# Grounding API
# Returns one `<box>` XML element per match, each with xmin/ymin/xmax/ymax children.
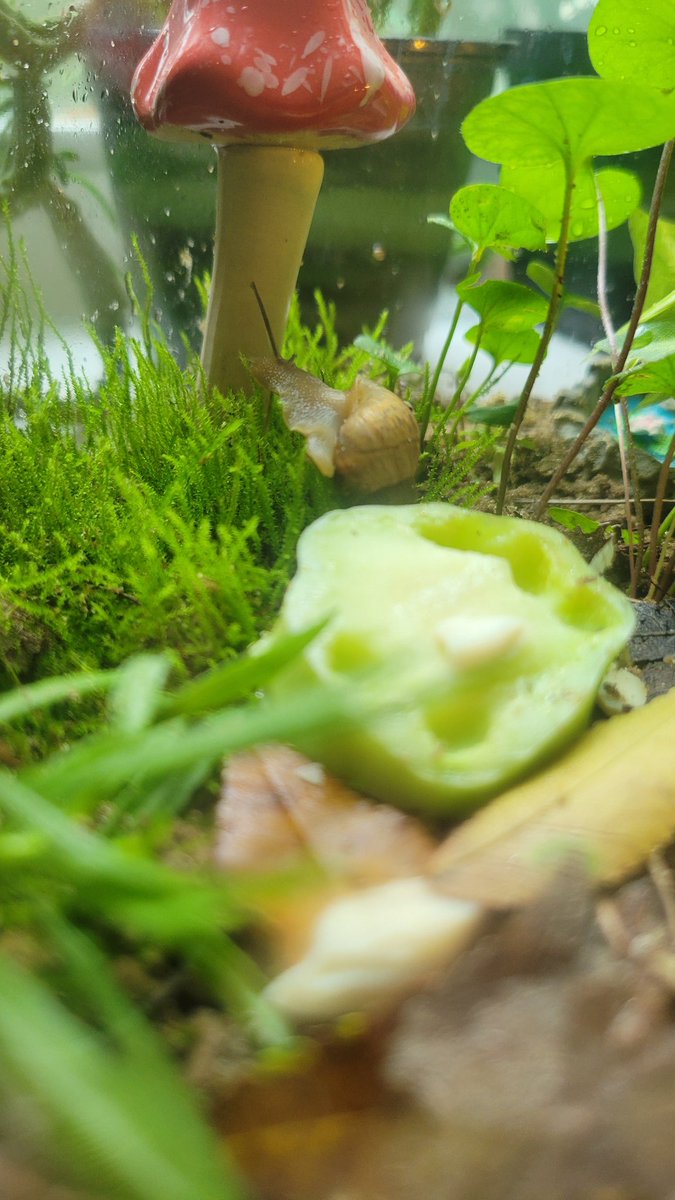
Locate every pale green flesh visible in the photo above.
<box><xmin>264</xmin><ymin>504</ymin><xmax>636</xmax><ymax>813</ymax></box>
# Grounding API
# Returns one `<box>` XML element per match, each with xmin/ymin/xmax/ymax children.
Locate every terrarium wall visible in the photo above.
<box><xmin>0</xmin><ymin>0</ymin><xmax>663</xmax><ymax>373</ymax></box>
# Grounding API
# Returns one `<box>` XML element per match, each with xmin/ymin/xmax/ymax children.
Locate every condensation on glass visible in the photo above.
<box><xmin>0</xmin><ymin>0</ymin><xmax>648</xmax><ymax>383</ymax></box>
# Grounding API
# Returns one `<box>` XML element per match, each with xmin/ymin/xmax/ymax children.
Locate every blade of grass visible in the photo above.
<box><xmin>0</xmin><ymin>668</ymin><xmax>117</xmax><ymax>725</ymax></box>
<box><xmin>0</xmin><ymin>946</ymin><xmax>242</xmax><ymax>1200</ymax></box>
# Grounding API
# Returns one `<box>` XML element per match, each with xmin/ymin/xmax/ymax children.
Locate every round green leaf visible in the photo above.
<box><xmin>589</xmin><ymin>0</ymin><xmax>675</xmax><ymax>89</ymax></box>
<box><xmin>462</xmin><ymin>78</ymin><xmax>675</xmax><ymax>169</ymax></box>
<box><xmin>617</xmin><ymin>354</ymin><xmax>675</xmax><ymax>395</ymax></box>
<box><xmin>464</xmin><ymin>324</ymin><xmax>541</xmax><ymax>366</ymax></box>
<box><xmin>466</xmin><ymin>402</ymin><xmax>519</xmax><ymax>426</ymax></box>
<box><xmin>549</xmin><ymin>507</ymin><xmax>602</xmax><ymax>535</ymax></box>
<box><xmin>625</xmin><ymin>319</ymin><xmax>675</xmax><ymax>365</ymax></box>
<box><xmin>456</xmin><ymin>280</ymin><xmax>548</xmax><ymax>331</ymax></box>
<box><xmin>500</xmin><ymin>161</ymin><xmax>641</xmax><ymax>242</ymax></box>
<box><xmin>449</xmin><ymin>185</ymin><xmax>547</xmax><ymax>257</ymax></box>
<box><xmin>630</xmin><ymin>208</ymin><xmax>675</xmax><ymax>309</ymax></box>
<box><xmin>526</xmin><ymin>261</ymin><xmax>601</xmax><ymax>317</ymax></box>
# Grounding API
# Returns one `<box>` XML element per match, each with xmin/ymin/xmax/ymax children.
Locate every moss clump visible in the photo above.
<box><xmin>0</xmin><ymin>226</ymin><xmax>496</xmax><ymax>760</ymax></box>
<box><xmin>1</xmin><ymin>287</ymin><xmax>378</xmax><ymax>751</ymax></box>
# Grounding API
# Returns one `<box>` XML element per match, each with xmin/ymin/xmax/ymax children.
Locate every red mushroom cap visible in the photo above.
<box><xmin>131</xmin><ymin>0</ymin><xmax>415</xmax><ymax>149</ymax></box>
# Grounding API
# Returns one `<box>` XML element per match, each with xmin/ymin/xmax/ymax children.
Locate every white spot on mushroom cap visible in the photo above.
<box><xmin>238</xmin><ymin>66</ymin><xmax>266</xmax><ymax>97</ymax></box>
<box><xmin>210</xmin><ymin>26</ymin><xmax>230</xmax><ymax>47</ymax></box>
<box><xmin>302</xmin><ymin>31</ymin><xmax>326</xmax><ymax>59</ymax></box>
<box><xmin>345</xmin><ymin>7</ymin><xmax>386</xmax><ymax>101</ymax></box>
<box><xmin>320</xmin><ymin>56</ymin><xmax>333</xmax><ymax>102</ymax></box>
<box><xmin>282</xmin><ymin>67</ymin><xmax>310</xmax><ymax>96</ymax></box>
<box><xmin>254</xmin><ymin>50</ymin><xmax>278</xmax><ymax>69</ymax></box>
<box><xmin>238</xmin><ymin>50</ymin><xmax>281</xmax><ymax>96</ymax></box>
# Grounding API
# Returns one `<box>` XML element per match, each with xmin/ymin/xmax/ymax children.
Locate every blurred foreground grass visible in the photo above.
<box><xmin>0</xmin><ymin>630</ymin><xmax>397</xmax><ymax>1199</ymax></box>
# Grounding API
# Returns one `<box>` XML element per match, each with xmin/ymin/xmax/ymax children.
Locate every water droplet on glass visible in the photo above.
<box><xmin>372</xmin><ymin>243</ymin><xmax>387</xmax><ymax>262</ymax></box>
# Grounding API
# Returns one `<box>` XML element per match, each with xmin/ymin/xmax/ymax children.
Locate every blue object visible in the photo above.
<box><xmin>598</xmin><ymin>398</ymin><xmax>675</xmax><ymax>463</ymax></box>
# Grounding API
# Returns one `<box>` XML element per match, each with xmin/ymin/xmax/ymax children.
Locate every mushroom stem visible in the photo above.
<box><xmin>201</xmin><ymin>144</ymin><xmax>324</xmax><ymax>396</ymax></box>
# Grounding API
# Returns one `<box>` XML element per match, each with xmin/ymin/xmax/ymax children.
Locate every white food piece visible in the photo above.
<box><xmin>434</xmin><ymin>614</ymin><xmax>526</xmax><ymax>670</ymax></box>
<box><xmin>265</xmin><ymin>876</ymin><xmax>483</xmax><ymax>1021</ymax></box>
<box><xmin>293</xmin><ymin>761</ymin><xmax>326</xmax><ymax>786</ymax></box>
<box><xmin>597</xmin><ymin>665</ymin><xmax>647</xmax><ymax>715</ymax></box>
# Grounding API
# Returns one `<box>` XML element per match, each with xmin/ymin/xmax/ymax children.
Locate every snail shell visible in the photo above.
<box><xmin>335</xmin><ymin>376</ymin><xmax>419</xmax><ymax>494</ymax></box>
<box><xmin>249</xmin><ymin>356</ymin><xmax>419</xmax><ymax>494</ymax></box>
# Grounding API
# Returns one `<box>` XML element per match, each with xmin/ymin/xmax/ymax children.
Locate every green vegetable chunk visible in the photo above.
<box><xmin>262</xmin><ymin>505</ymin><xmax>635</xmax><ymax>813</ymax></box>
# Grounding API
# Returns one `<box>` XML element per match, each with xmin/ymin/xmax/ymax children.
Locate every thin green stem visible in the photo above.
<box><xmin>647</xmin><ymin>429</ymin><xmax>675</xmax><ymax>590</ymax></box>
<box><xmin>648</xmin><ymin>523</ymin><xmax>675</xmax><ymax>603</ymax></box>
<box><xmin>535</xmin><ymin>139</ymin><xmax>675</xmax><ymax>521</ymax></box>
<box><xmin>595</xmin><ymin>182</ymin><xmax>619</xmax><ymax>365</ymax></box>
<box><xmin>418</xmin><ymin>293</ymin><xmax>466</xmax><ymax>442</ymax></box>
<box><xmin>463</xmin><ymin>361</ymin><xmax>502</xmax><ymax>409</ymax></box>
<box><xmin>496</xmin><ymin>168</ymin><xmax>576</xmax><ymax>514</ymax></box>
<box><xmin>621</xmin><ymin>397</ymin><xmax>647</xmax><ymax>598</ymax></box>
<box><xmin>613</xmin><ymin>399</ymin><xmax>637</xmax><ymax>589</ymax></box>
<box><xmin>417</xmin><ymin>258</ymin><xmax>475</xmax><ymax>441</ymax></box>
<box><xmin>442</xmin><ymin>333</ymin><xmax>484</xmax><ymax>444</ymax></box>
<box><xmin>597</xmin><ymin>182</ymin><xmax>645</xmax><ymax>595</ymax></box>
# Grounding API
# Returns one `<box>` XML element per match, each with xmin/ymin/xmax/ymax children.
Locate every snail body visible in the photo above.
<box><xmin>249</xmin><ymin>356</ymin><xmax>419</xmax><ymax>494</ymax></box>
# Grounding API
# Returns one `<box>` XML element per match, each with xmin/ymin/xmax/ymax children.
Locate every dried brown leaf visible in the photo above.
<box><xmin>431</xmin><ymin>688</ymin><xmax>675</xmax><ymax>908</ymax></box>
<box><xmin>216</xmin><ymin>746</ymin><xmax>434</xmax><ymax>882</ymax></box>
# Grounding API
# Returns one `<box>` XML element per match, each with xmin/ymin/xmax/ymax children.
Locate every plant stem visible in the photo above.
<box><xmin>465</xmin><ymin>362</ymin><xmax>501</xmax><ymax>408</ymax></box>
<box><xmin>596</xmin><ymin>185</ymin><xmax>641</xmax><ymax>592</ymax></box>
<box><xmin>442</xmin><ymin>334</ymin><xmax>484</xmax><ymax>444</ymax></box>
<box><xmin>621</xmin><ymin>397</ymin><xmax>647</xmax><ymax>598</ymax></box>
<box><xmin>647</xmin><ymin>429</ymin><xmax>675</xmax><ymax>592</ymax></box>
<box><xmin>535</xmin><ymin>139</ymin><xmax>675</xmax><ymax>521</ymax></box>
<box><xmin>495</xmin><ymin>169</ymin><xmax>576</xmax><ymax>514</ymax></box>
<box><xmin>649</xmin><ymin>523</ymin><xmax>675</xmax><ymax>603</ymax></box>
<box><xmin>613</xmin><ymin>399</ymin><xmax>637</xmax><ymax>589</ymax></box>
<box><xmin>595</xmin><ymin>184</ymin><xmax>618</xmax><ymax>365</ymax></box>
<box><xmin>418</xmin><ymin>292</ymin><xmax>466</xmax><ymax>441</ymax></box>
<box><xmin>597</xmin><ymin>182</ymin><xmax>647</xmax><ymax>595</ymax></box>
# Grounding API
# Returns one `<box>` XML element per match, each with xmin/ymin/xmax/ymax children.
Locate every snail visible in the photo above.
<box><xmin>248</xmin><ymin>355</ymin><xmax>421</xmax><ymax>494</ymax></box>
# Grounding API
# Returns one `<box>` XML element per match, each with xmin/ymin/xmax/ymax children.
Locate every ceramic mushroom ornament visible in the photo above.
<box><xmin>131</xmin><ymin>0</ymin><xmax>416</xmax><ymax>396</ymax></box>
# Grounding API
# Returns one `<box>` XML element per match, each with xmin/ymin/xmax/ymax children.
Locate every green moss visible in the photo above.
<box><xmin>0</xmin><ymin>284</ymin><xmax>371</xmax><ymax>749</ymax></box>
<box><xmin>0</xmin><ymin>230</ymin><xmax>495</xmax><ymax>758</ymax></box>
